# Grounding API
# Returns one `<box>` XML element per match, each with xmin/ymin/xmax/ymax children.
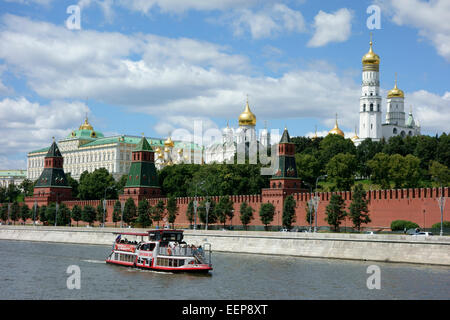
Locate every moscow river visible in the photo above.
<box><xmin>0</xmin><ymin>240</ymin><xmax>449</xmax><ymax>300</ymax></box>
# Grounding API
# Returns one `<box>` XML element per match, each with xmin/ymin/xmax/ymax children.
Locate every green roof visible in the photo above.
<box><xmin>46</xmin><ymin>141</ymin><xmax>62</xmax><ymax>158</ymax></box>
<box><xmin>67</xmin><ymin>129</ymin><xmax>104</xmax><ymax>139</ymax></box>
<box><xmin>134</xmin><ymin>137</ymin><xmax>153</xmax><ymax>152</ymax></box>
<box><xmin>280</xmin><ymin>128</ymin><xmax>291</xmax><ymax>143</ymax></box>
<box><xmin>0</xmin><ymin>170</ymin><xmax>27</xmax><ymax>177</ymax></box>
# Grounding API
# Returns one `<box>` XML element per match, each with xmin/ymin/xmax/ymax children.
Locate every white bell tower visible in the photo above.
<box><xmin>359</xmin><ymin>34</ymin><xmax>382</xmax><ymax>142</ymax></box>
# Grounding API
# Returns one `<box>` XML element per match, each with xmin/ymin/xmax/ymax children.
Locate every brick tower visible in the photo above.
<box><xmin>25</xmin><ymin>139</ymin><xmax>72</xmax><ymax>207</ymax></box>
<box><xmin>119</xmin><ymin>136</ymin><xmax>161</xmax><ymax>202</ymax></box>
<box><xmin>262</xmin><ymin>128</ymin><xmax>305</xmax><ymax>201</ymax></box>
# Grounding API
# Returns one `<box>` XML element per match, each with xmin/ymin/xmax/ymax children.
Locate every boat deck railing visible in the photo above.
<box><xmin>158</xmin><ymin>245</ymin><xmax>211</xmax><ymax>265</ymax></box>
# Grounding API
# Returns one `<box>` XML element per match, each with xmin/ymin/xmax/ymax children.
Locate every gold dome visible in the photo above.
<box><xmin>387</xmin><ymin>75</ymin><xmax>404</xmax><ymax>98</ymax></box>
<box><xmin>79</xmin><ymin>116</ymin><xmax>94</xmax><ymax>131</ymax></box>
<box><xmin>362</xmin><ymin>34</ymin><xmax>380</xmax><ymax>66</ymax></box>
<box><xmin>351</xmin><ymin>126</ymin><xmax>359</xmax><ymax>142</ymax></box>
<box><xmin>328</xmin><ymin>114</ymin><xmax>345</xmax><ymax>137</ymax></box>
<box><xmin>238</xmin><ymin>98</ymin><xmax>256</xmax><ymax>126</ymax></box>
<box><xmin>164</xmin><ymin>136</ymin><xmax>174</xmax><ymax>148</ymax></box>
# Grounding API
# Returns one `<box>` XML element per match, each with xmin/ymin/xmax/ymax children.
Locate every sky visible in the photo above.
<box><xmin>0</xmin><ymin>0</ymin><xmax>449</xmax><ymax>169</ymax></box>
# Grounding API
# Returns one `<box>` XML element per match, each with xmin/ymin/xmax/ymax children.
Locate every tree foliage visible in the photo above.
<box><xmin>348</xmin><ymin>184</ymin><xmax>371</xmax><ymax>231</ymax></box>
<box><xmin>325</xmin><ymin>194</ymin><xmax>347</xmax><ymax>232</ymax></box>
<box><xmin>259</xmin><ymin>202</ymin><xmax>275</xmax><ymax>230</ymax></box>
<box><xmin>282</xmin><ymin>195</ymin><xmax>296</xmax><ymax>230</ymax></box>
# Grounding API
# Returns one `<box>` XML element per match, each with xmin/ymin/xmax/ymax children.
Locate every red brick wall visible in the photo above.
<box><xmin>21</xmin><ymin>187</ymin><xmax>449</xmax><ymax>230</ymax></box>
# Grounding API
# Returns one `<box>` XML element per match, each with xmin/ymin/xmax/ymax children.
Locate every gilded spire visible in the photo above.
<box><xmin>387</xmin><ymin>72</ymin><xmax>404</xmax><ymax>98</ymax></box>
<box><xmin>79</xmin><ymin>114</ymin><xmax>94</xmax><ymax>131</ymax></box>
<box><xmin>362</xmin><ymin>32</ymin><xmax>380</xmax><ymax>67</ymax></box>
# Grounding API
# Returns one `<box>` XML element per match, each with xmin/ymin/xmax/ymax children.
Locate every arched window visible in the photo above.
<box><xmin>370</xmin><ymin>103</ymin><xmax>373</xmax><ymax>111</ymax></box>
<box><xmin>363</xmin><ymin>104</ymin><xmax>366</xmax><ymax>112</ymax></box>
<box><xmin>393</xmin><ymin>128</ymin><xmax>397</xmax><ymax>134</ymax></box>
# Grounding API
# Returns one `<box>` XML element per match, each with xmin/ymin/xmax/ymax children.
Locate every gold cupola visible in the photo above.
<box><xmin>362</xmin><ymin>33</ymin><xmax>380</xmax><ymax>70</ymax></box>
<box><xmin>238</xmin><ymin>97</ymin><xmax>256</xmax><ymax>127</ymax></box>
<box><xmin>164</xmin><ymin>136</ymin><xmax>174</xmax><ymax>148</ymax></box>
<box><xmin>79</xmin><ymin>115</ymin><xmax>94</xmax><ymax>131</ymax></box>
<box><xmin>328</xmin><ymin>114</ymin><xmax>345</xmax><ymax>137</ymax></box>
<box><xmin>387</xmin><ymin>74</ymin><xmax>404</xmax><ymax>98</ymax></box>
<box><xmin>351</xmin><ymin>126</ymin><xmax>359</xmax><ymax>143</ymax></box>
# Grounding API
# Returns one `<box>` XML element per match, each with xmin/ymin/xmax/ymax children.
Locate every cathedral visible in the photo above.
<box><xmin>204</xmin><ymin>98</ymin><xmax>271</xmax><ymax>164</ymax></box>
<box><xmin>353</xmin><ymin>35</ymin><xmax>421</xmax><ymax>146</ymax></box>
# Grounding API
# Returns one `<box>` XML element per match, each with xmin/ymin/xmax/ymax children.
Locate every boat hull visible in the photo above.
<box><xmin>106</xmin><ymin>259</ymin><xmax>212</xmax><ymax>273</ymax></box>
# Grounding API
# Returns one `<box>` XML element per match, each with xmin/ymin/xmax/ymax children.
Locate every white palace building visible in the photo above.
<box><xmin>27</xmin><ymin>117</ymin><xmax>202</xmax><ymax>181</ymax></box>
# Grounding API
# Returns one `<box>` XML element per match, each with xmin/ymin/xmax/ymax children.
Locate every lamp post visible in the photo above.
<box><xmin>33</xmin><ymin>201</ymin><xmax>37</xmax><ymax>226</ymax></box>
<box><xmin>120</xmin><ymin>201</ymin><xmax>125</xmax><ymax>228</ymax></box>
<box><xmin>314</xmin><ymin>175</ymin><xmax>327</xmax><ymax>233</ymax></box>
<box><xmin>438</xmin><ymin>186</ymin><xmax>445</xmax><ymax>236</ymax></box>
<box><xmin>193</xmin><ymin>180</ymin><xmax>205</xmax><ymax>230</ymax></box>
<box><xmin>205</xmin><ymin>201</ymin><xmax>211</xmax><ymax>230</ymax></box>
<box><xmin>304</xmin><ymin>182</ymin><xmax>313</xmax><ymax>232</ymax></box>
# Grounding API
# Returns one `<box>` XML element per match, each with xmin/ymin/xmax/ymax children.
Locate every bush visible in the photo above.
<box><xmin>391</xmin><ymin>220</ymin><xmax>419</xmax><ymax>231</ymax></box>
<box><xmin>431</xmin><ymin>221</ymin><xmax>450</xmax><ymax>229</ymax></box>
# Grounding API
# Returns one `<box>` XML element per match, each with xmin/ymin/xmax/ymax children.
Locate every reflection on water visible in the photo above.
<box><xmin>0</xmin><ymin>240</ymin><xmax>448</xmax><ymax>300</ymax></box>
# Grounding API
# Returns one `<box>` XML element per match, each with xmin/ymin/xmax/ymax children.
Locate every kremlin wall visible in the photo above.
<box><xmin>24</xmin><ymin>129</ymin><xmax>449</xmax><ymax>231</ymax></box>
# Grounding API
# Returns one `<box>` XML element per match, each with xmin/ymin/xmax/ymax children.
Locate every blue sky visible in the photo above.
<box><xmin>0</xmin><ymin>0</ymin><xmax>449</xmax><ymax>169</ymax></box>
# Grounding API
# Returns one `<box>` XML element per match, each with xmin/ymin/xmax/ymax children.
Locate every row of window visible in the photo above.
<box><xmin>114</xmin><ymin>253</ymin><xmax>135</xmax><ymax>263</ymax></box>
<box><xmin>362</xmin><ymin>103</ymin><xmax>380</xmax><ymax>112</ymax></box>
<box><xmin>157</xmin><ymin>258</ymin><xmax>185</xmax><ymax>267</ymax></box>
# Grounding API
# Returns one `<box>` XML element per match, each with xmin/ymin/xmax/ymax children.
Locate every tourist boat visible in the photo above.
<box><xmin>105</xmin><ymin>229</ymin><xmax>213</xmax><ymax>273</ymax></box>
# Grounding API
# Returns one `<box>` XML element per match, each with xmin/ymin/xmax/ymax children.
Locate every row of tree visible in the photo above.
<box><xmin>294</xmin><ymin>134</ymin><xmax>450</xmax><ymax>191</ymax></box>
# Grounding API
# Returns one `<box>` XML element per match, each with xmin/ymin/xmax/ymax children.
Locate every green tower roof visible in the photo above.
<box><xmin>46</xmin><ymin>141</ymin><xmax>62</xmax><ymax>158</ymax></box>
<box><xmin>280</xmin><ymin>128</ymin><xmax>291</xmax><ymax>143</ymax></box>
<box><xmin>134</xmin><ymin>137</ymin><xmax>154</xmax><ymax>152</ymax></box>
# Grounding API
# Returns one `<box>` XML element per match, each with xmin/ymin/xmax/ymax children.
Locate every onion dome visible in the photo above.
<box><xmin>387</xmin><ymin>75</ymin><xmax>404</xmax><ymax>99</ymax></box>
<box><xmin>351</xmin><ymin>126</ymin><xmax>359</xmax><ymax>143</ymax></box>
<box><xmin>164</xmin><ymin>136</ymin><xmax>174</xmax><ymax>148</ymax></box>
<box><xmin>79</xmin><ymin>116</ymin><xmax>94</xmax><ymax>131</ymax></box>
<box><xmin>328</xmin><ymin>114</ymin><xmax>345</xmax><ymax>137</ymax></box>
<box><xmin>238</xmin><ymin>98</ymin><xmax>256</xmax><ymax>126</ymax></box>
<box><xmin>362</xmin><ymin>34</ymin><xmax>380</xmax><ymax>71</ymax></box>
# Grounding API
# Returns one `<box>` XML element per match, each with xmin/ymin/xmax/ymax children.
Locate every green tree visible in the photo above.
<box><xmin>356</xmin><ymin>138</ymin><xmax>383</xmax><ymax>178</ymax></box>
<box><xmin>20</xmin><ymin>204</ymin><xmax>30</xmax><ymax>224</ymax></box>
<box><xmin>137</xmin><ymin>200</ymin><xmax>152</xmax><ymax>227</ymax></box>
<box><xmin>66</xmin><ymin>174</ymin><xmax>80</xmax><ymax>199</ymax></box>
<box><xmin>39</xmin><ymin>205</ymin><xmax>48</xmax><ymax>224</ymax></box>
<box><xmin>282</xmin><ymin>195</ymin><xmax>296</xmax><ymax>230</ymax></box>
<box><xmin>0</xmin><ymin>205</ymin><xmax>8</xmax><ymax>222</ymax></box>
<box><xmin>198</xmin><ymin>198</ymin><xmax>217</xmax><ymax>226</ymax></box>
<box><xmin>71</xmin><ymin>205</ymin><xmax>82</xmax><ymax>227</ymax></box>
<box><xmin>19</xmin><ymin>179</ymin><xmax>34</xmax><ymax>197</ymax></box>
<box><xmin>123</xmin><ymin>198</ymin><xmax>137</xmax><ymax>226</ymax></box>
<box><xmin>57</xmin><ymin>203</ymin><xmax>71</xmax><ymax>226</ymax></box>
<box><xmin>437</xmin><ymin>133</ymin><xmax>450</xmax><ymax>167</ymax></box>
<box><xmin>326</xmin><ymin>153</ymin><xmax>357</xmax><ymax>191</ymax></box>
<box><xmin>166</xmin><ymin>195</ymin><xmax>179</xmax><ymax>228</ymax></box>
<box><xmin>348</xmin><ymin>184</ymin><xmax>371</xmax><ymax>232</ymax></box>
<box><xmin>81</xmin><ymin>205</ymin><xmax>96</xmax><ymax>226</ymax></box>
<box><xmin>429</xmin><ymin>161</ymin><xmax>450</xmax><ymax>186</ymax></box>
<box><xmin>325</xmin><ymin>194</ymin><xmax>347</xmax><ymax>232</ymax></box>
<box><xmin>259</xmin><ymin>202</ymin><xmax>275</xmax><ymax>231</ymax></box>
<box><xmin>45</xmin><ymin>203</ymin><xmax>57</xmax><ymax>226</ymax></box>
<box><xmin>10</xmin><ymin>201</ymin><xmax>20</xmax><ymax>225</ymax></box>
<box><xmin>239</xmin><ymin>202</ymin><xmax>254</xmax><ymax>230</ymax></box>
<box><xmin>112</xmin><ymin>200</ymin><xmax>122</xmax><ymax>227</ymax></box>
<box><xmin>367</xmin><ymin>152</ymin><xmax>391</xmax><ymax>189</ymax></box>
<box><xmin>152</xmin><ymin>200</ymin><xmax>165</xmax><ymax>227</ymax></box>
<box><xmin>6</xmin><ymin>184</ymin><xmax>20</xmax><ymax>203</ymax></box>
<box><xmin>216</xmin><ymin>196</ymin><xmax>234</xmax><ymax>228</ymax></box>
<box><xmin>319</xmin><ymin>134</ymin><xmax>356</xmax><ymax>167</ymax></box>
<box><xmin>96</xmin><ymin>201</ymin><xmax>105</xmax><ymax>225</ymax></box>
<box><xmin>295</xmin><ymin>153</ymin><xmax>321</xmax><ymax>186</ymax></box>
<box><xmin>116</xmin><ymin>174</ymin><xmax>128</xmax><ymax>195</ymax></box>
<box><xmin>78</xmin><ymin>168</ymin><xmax>117</xmax><ymax>200</ymax></box>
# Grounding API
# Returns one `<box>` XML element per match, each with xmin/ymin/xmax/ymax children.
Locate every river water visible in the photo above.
<box><xmin>0</xmin><ymin>240</ymin><xmax>448</xmax><ymax>300</ymax></box>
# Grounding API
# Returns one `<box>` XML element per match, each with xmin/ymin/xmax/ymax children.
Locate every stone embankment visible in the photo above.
<box><xmin>0</xmin><ymin>226</ymin><xmax>449</xmax><ymax>266</ymax></box>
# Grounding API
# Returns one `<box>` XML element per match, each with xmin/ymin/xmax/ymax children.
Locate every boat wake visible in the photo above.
<box><xmin>82</xmin><ymin>259</ymin><xmax>106</xmax><ymax>264</ymax></box>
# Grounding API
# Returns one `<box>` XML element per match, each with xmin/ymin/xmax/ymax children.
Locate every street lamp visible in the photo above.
<box><xmin>303</xmin><ymin>182</ymin><xmax>313</xmax><ymax>232</ymax></box>
<box><xmin>314</xmin><ymin>175</ymin><xmax>327</xmax><ymax>233</ymax></box>
<box><xmin>205</xmin><ymin>201</ymin><xmax>211</xmax><ymax>230</ymax></box>
<box><xmin>193</xmin><ymin>180</ymin><xmax>205</xmax><ymax>230</ymax></box>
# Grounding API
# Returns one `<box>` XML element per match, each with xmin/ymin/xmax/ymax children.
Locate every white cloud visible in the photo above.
<box><xmin>228</xmin><ymin>3</ymin><xmax>306</xmax><ymax>39</ymax></box>
<box><xmin>0</xmin><ymin>13</ymin><xmax>448</xmax><ymax>170</ymax></box>
<box><xmin>307</xmin><ymin>8</ymin><xmax>353</xmax><ymax>47</ymax></box>
<box><xmin>377</xmin><ymin>0</ymin><xmax>450</xmax><ymax>61</ymax></box>
<box><xmin>0</xmin><ymin>97</ymin><xmax>89</xmax><ymax>159</ymax></box>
